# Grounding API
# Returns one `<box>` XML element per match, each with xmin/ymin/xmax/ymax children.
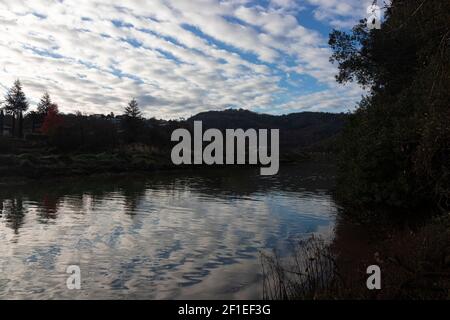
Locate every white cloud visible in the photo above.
<box><xmin>306</xmin><ymin>0</ymin><xmax>390</xmax><ymax>29</ymax></box>
<box><xmin>0</xmin><ymin>0</ymin><xmax>365</xmax><ymax>119</ymax></box>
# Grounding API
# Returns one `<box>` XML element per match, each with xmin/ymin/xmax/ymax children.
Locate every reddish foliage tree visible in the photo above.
<box><xmin>40</xmin><ymin>104</ymin><xmax>63</xmax><ymax>135</ymax></box>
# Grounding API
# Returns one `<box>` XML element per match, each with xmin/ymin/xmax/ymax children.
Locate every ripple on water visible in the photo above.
<box><xmin>0</xmin><ymin>165</ymin><xmax>337</xmax><ymax>299</ymax></box>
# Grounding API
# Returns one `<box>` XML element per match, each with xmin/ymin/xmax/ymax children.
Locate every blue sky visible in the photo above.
<box><xmin>0</xmin><ymin>0</ymin><xmax>376</xmax><ymax>119</ymax></box>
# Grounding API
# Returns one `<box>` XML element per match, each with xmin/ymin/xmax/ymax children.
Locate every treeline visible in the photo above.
<box><xmin>0</xmin><ymin>80</ymin><xmax>178</xmax><ymax>153</ymax></box>
<box><xmin>330</xmin><ymin>0</ymin><xmax>449</xmax><ymax>210</ymax></box>
<box><xmin>1</xmin><ymin>81</ymin><xmax>348</xmax><ymax>156</ymax></box>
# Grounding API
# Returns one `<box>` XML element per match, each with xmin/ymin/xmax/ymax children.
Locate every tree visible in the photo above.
<box><xmin>40</xmin><ymin>104</ymin><xmax>63</xmax><ymax>136</ymax></box>
<box><xmin>4</xmin><ymin>80</ymin><xmax>29</xmax><ymax>115</ymax></box>
<box><xmin>330</xmin><ymin>0</ymin><xmax>450</xmax><ymax>210</ymax></box>
<box><xmin>4</xmin><ymin>80</ymin><xmax>29</xmax><ymax>137</ymax></box>
<box><xmin>37</xmin><ymin>92</ymin><xmax>52</xmax><ymax>115</ymax></box>
<box><xmin>0</xmin><ymin>109</ymin><xmax>4</xmax><ymax>136</ymax></box>
<box><xmin>18</xmin><ymin>111</ymin><xmax>23</xmax><ymax>138</ymax></box>
<box><xmin>124</xmin><ymin>98</ymin><xmax>142</xmax><ymax>118</ymax></box>
<box><xmin>27</xmin><ymin>111</ymin><xmax>39</xmax><ymax>133</ymax></box>
<box><xmin>122</xmin><ymin>98</ymin><xmax>143</xmax><ymax>143</ymax></box>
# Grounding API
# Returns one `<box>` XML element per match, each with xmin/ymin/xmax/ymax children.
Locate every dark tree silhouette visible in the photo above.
<box><xmin>124</xmin><ymin>98</ymin><xmax>142</xmax><ymax>118</ymax></box>
<box><xmin>37</xmin><ymin>92</ymin><xmax>53</xmax><ymax>115</ymax></box>
<box><xmin>330</xmin><ymin>0</ymin><xmax>450</xmax><ymax>209</ymax></box>
<box><xmin>0</xmin><ymin>109</ymin><xmax>4</xmax><ymax>136</ymax></box>
<box><xmin>4</xmin><ymin>80</ymin><xmax>29</xmax><ymax>137</ymax></box>
<box><xmin>27</xmin><ymin>111</ymin><xmax>40</xmax><ymax>133</ymax></box>
<box><xmin>18</xmin><ymin>111</ymin><xmax>23</xmax><ymax>138</ymax></box>
<box><xmin>123</xmin><ymin>98</ymin><xmax>143</xmax><ymax>143</ymax></box>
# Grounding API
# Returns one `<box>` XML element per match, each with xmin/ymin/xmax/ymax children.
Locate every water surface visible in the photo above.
<box><xmin>0</xmin><ymin>164</ymin><xmax>337</xmax><ymax>299</ymax></box>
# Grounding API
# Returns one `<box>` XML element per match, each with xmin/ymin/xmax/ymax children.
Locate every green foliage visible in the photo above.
<box><xmin>332</xmin><ymin>0</ymin><xmax>450</xmax><ymax>209</ymax></box>
<box><xmin>3</xmin><ymin>80</ymin><xmax>29</xmax><ymax>115</ymax></box>
<box><xmin>2</xmin><ymin>80</ymin><xmax>29</xmax><ymax>138</ymax></box>
<box><xmin>37</xmin><ymin>92</ymin><xmax>52</xmax><ymax>115</ymax></box>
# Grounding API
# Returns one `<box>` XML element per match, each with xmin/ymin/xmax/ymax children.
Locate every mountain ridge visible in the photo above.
<box><xmin>187</xmin><ymin>108</ymin><xmax>348</xmax><ymax>152</ymax></box>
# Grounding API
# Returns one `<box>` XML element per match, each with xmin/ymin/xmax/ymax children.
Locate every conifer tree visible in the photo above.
<box><xmin>37</xmin><ymin>92</ymin><xmax>52</xmax><ymax>115</ymax></box>
<box><xmin>4</xmin><ymin>80</ymin><xmax>29</xmax><ymax>137</ymax></box>
<box><xmin>124</xmin><ymin>98</ymin><xmax>142</xmax><ymax>119</ymax></box>
<box><xmin>123</xmin><ymin>98</ymin><xmax>143</xmax><ymax>143</ymax></box>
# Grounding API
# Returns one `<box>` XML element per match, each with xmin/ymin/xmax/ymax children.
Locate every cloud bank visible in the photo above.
<box><xmin>0</xmin><ymin>0</ymin><xmax>373</xmax><ymax>119</ymax></box>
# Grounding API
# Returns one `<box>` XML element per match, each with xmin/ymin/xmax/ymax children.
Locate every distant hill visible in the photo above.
<box><xmin>188</xmin><ymin>109</ymin><xmax>348</xmax><ymax>153</ymax></box>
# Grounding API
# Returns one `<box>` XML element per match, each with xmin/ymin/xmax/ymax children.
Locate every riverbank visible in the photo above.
<box><xmin>0</xmin><ymin>144</ymin><xmax>332</xmax><ymax>182</ymax></box>
<box><xmin>262</xmin><ymin>211</ymin><xmax>450</xmax><ymax>300</ymax></box>
<box><xmin>0</xmin><ymin>150</ymin><xmax>172</xmax><ymax>179</ymax></box>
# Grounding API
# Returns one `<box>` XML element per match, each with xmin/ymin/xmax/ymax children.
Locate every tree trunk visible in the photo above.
<box><xmin>11</xmin><ymin>114</ymin><xmax>16</xmax><ymax>137</ymax></box>
<box><xmin>0</xmin><ymin>110</ymin><xmax>4</xmax><ymax>137</ymax></box>
<box><xmin>31</xmin><ymin>113</ymin><xmax>35</xmax><ymax>133</ymax></box>
<box><xmin>18</xmin><ymin>111</ymin><xmax>23</xmax><ymax>139</ymax></box>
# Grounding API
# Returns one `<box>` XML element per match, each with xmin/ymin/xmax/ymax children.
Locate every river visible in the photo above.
<box><xmin>0</xmin><ymin>163</ymin><xmax>338</xmax><ymax>299</ymax></box>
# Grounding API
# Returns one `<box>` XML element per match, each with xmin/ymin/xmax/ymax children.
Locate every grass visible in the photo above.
<box><xmin>261</xmin><ymin>215</ymin><xmax>450</xmax><ymax>300</ymax></box>
<box><xmin>0</xmin><ymin>148</ymin><xmax>173</xmax><ymax>179</ymax></box>
<box><xmin>261</xmin><ymin>236</ymin><xmax>338</xmax><ymax>300</ymax></box>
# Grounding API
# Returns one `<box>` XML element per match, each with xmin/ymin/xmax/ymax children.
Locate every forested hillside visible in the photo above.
<box><xmin>190</xmin><ymin>109</ymin><xmax>348</xmax><ymax>152</ymax></box>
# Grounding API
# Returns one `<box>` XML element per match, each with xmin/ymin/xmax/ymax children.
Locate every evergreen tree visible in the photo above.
<box><xmin>124</xmin><ymin>98</ymin><xmax>142</xmax><ymax>119</ymax></box>
<box><xmin>37</xmin><ymin>92</ymin><xmax>52</xmax><ymax>115</ymax></box>
<box><xmin>4</xmin><ymin>80</ymin><xmax>29</xmax><ymax>137</ymax></box>
<box><xmin>4</xmin><ymin>80</ymin><xmax>29</xmax><ymax>115</ymax></box>
<box><xmin>123</xmin><ymin>98</ymin><xmax>143</xmax><ymax>143</ymax></box>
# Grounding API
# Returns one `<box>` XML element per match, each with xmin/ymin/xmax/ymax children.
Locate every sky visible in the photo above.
<box><xmin>0</xmin><ymin>0</ymin><xmax>377</xmax><ymax>119</ymax></box>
